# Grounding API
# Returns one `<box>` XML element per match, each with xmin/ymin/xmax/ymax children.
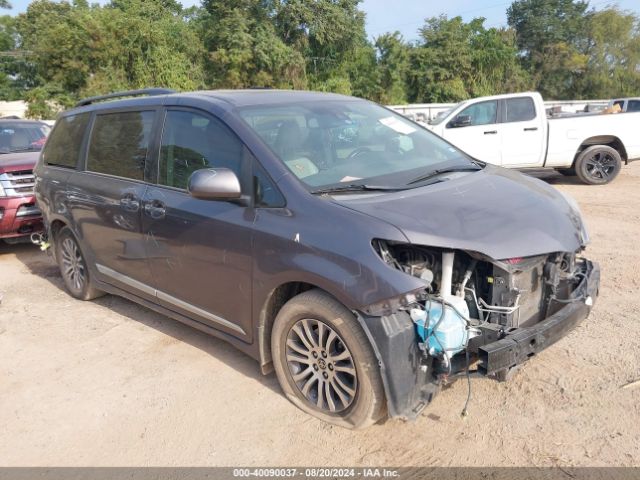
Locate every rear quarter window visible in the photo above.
<box><xmin>505</xmin><ymin>97</ymin><xmax>536</xmax><ymax>122</ymax></box>
<box><xmin>86</xmin><ymin>111</ymin><xmax>155</xmax><ymax>180</ymax></box>
<box><xmin>42</xmin><ymin>113</ymin><xmax>90</xmax><ymax>168</ymax></box>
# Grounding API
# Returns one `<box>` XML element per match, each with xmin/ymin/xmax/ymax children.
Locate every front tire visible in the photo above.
<box><xmin>575</xmin><ymin>145</ymin><xmax>622</xmax><ymax>185</ymax></box>
<box><xmin>55</xmin><ymin>227</ymin><xmax>104</xmax><ymax>301</ymax></box>
<box><xmin>271</xmin><ymin>289</ymin><xmax>386</xmax><ymax>429</ymax></box>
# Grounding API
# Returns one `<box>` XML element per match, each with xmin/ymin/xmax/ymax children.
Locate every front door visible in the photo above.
<box><xmin>142</xmin><ymin>108</ymin><xmax>255</xmax><ymax>341</ymax></box>
<box><xmin>441</xmin><ymin>99</ymin><xmax>502</xmax><ymax>165</ymax></box>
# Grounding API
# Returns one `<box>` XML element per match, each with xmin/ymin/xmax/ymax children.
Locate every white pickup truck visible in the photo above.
<box><xmin>425</xmin><ymin>92</ymin><xmax>640</xmax><ymax>184</ymax></box>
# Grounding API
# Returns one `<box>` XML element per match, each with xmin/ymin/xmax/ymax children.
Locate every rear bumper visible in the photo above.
<box><xmin>478</xmin><ymin>259</ymin><xmax>600</xmax><ymax>376</ymax></box>
<box><xmin>0</xmin><ymin>195</ymin><xmax>43</xmax><ymax>239</ymax></box>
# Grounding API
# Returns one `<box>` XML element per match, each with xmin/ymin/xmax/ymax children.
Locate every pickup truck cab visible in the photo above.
<box><xmin>426</xmin><ymin>92</ymin><xmax>640</xmax><ymax>185</ymax></box>
<box><xmin>609</xmin><ymin>98</ymin><xmax>640</xmax><ymax>113</ymax></box>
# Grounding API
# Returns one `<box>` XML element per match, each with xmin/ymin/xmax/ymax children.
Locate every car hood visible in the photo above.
<box><xmin>0</xmin><ymin>151</ymin><xmax>39</xmax><ymax>173</ymax></box>
<box><xmin>331</xmin><ymin>166</ymin><xmax>587</xmax><ymax>260</ymax></box>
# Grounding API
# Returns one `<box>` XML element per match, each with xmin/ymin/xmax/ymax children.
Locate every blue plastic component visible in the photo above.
<box><xmin>412</xmin><ymin>301</ymin><xmax>468</xmax><ymax>357</ymax></box>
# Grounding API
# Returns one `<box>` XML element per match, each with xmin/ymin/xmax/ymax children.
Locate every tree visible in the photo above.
<box><xmin>198</xmin><ymin>0</ymin><xmax>305</xmax><ymax>89</ymax></box>
<box><xmin>15</xmin><ymin>0</ymin><xmax>205</xmax><ymax>115</ymax></box>
<box><xmin>574</xmin><ymin>8</ymin><xmax>640</xmax><ymax>98</ymax></box>
<box><xmin>273</xmin><ymin>0</ymin><xmax>372</xmax><ymax>93</ymax></box>
<box><xmin>0</xmin><ymin>15</ymin><xmax>23</xmax><ymax>100</ymax></box>
<box><xmin>374</xmin><ymin>32</ymin><xmax>410</xmax><ymax>104</ymax></box>
<box><xmin>407</xmin><ymin>16</ymin><xmax>530</xmax><ymax>103</ymax></box>
<box><xmin>507</xmin><ymin>0</ymin><xmax>590</xmax><ymax>98</ymax></box>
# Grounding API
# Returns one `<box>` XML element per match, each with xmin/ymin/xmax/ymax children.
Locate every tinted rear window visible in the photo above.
<box><xmin>505</xmin><ymin>97</ymin><xmax>536</xmax><ymax>122</ymax></box>
<box><xmin>87</xmin><ymin>111</ymin><xmax>154</xmax><ymax>180</ymax></box>
<box><xmin>626</xmin><ymin>100</ymin><xmax>640</xmax><ymax>112</ymax></box>
<box><xmin>43</xmin><ymin>114</ymin><xmax>89</xmax><ymax>168</ymax></box>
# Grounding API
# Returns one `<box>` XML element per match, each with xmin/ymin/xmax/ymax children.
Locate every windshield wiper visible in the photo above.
<box><xmin>311</xmin><ymin>184</ymin><xmax>404</xmax><ymax>195</ymax></box>
<box><xmin>407</xmin><ymin>165</ymin><xmax>481</xmax><ymax>185</ymax></box>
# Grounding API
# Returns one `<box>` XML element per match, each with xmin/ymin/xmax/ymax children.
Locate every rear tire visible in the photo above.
<box><xmin>55</xmin><ymin>227</ymin><xmax>104</xmax><ymax>301</ymax></box>
<box><xmin>575</xmin><ymin>145</ymin><xmax>622</xmax><ymax>185</ymax></box>
<box><xmin>271</xmin><ymin>289</ymin><xmax>386</xmax><ymax>429</ymax></box>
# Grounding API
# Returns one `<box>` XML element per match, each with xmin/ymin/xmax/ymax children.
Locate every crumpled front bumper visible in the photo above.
<box><xmin>358</xmin><ymin>259</ymin><xmax>600</xmax><ymax>421</ymax></box>
<box><xmin>478</xmin><ymin>259</ymin><xmax>600</xmax><ymax>376</ymax></box>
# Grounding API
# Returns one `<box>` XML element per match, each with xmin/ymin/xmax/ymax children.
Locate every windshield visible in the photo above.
<box><xmin>239</xmin><ymin>100</ymin><xmax>476</xmax><ymax>190</ymax></box>
<box><xmin>0</xmin><ymin>122</ymin><xmax>51</xmax><ymax>153</ymax></box>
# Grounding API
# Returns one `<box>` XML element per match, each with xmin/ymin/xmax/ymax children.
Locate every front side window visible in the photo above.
<box><xmin>159</xmin><ymin>110</ymin><xmax>244</xmax><ymax>190</ymax></box>
<box><xmin>505</xmin><ymin>97</ymin><xmax>536</xmax><ymax>123</ymax></box>
<box><xmin>87</xmin><ymin>111</ymin><xmax>155</xmax><ymax>180</ymax></box>
<box><xmin>239</xmin><ymin>100</ymin><xmax>477</xmax><ymax>190</ymax></box>
<box><xmin>456</xmin><ymin>101</ymin><xmax>498</xmax><ymax>126</ymax></box>
<box><xmin>43</xmin><ymin>114</ymin><xmax>88</xmax><ymax>168</ymax></box>
<box><xmin>254</xmin><ymin>162</ymin><xmax>285</xmax><ymax>208</ymax></box>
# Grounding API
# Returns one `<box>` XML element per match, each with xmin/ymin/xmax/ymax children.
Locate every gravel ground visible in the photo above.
<box><xmin>1</xmin><ymin>164</ymin><xmax>639</xmax><ymax>467</ymax></box>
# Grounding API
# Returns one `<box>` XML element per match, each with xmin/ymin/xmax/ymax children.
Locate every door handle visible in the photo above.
<box><xmin>120</xmin><ymin>195</ymin><xmax>140</xmax><ymax>212</ymax></box>
<box><xmin>144</xmin><ymin>200</ymin><xmax>166</xmax><ymax>220</ymax></box>
<box><xmin>524</xmin><ymin>127</ymin><xmax>539</xmax><ymax>131</ymax></box>
<box><xmin>484</xmin><ymin>130</ymin><xmax>498</xmax><ymax>135</ymax></box>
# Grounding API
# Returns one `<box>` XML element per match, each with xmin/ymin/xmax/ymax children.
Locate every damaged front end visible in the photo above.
<box><xmin>358</xmin><ymin>240</ymin><xmax>600</xmax><ymax>420</ymax></box>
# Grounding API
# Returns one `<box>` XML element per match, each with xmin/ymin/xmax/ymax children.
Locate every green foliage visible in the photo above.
<box><xmin>0</xmin><ymin>15</ymin><xmax>20</xmax><ymax>100</ymax></box>
<box><xmin>374</xmin><ymin>32</ymin><xmax>409</xmax><ymax>104</ymax></box>
<box><xmin>15</xmin><ymin>0</ymin><xmax>204</xmax><ymax>117</ymax></box>
<box><xmin>507</xmin><ymin>0</ymin><xmax>590</xmax><ymax>98</ymax></box>
<box><xmin>574</xmin><ymin>8</ymin><xmax>640</xmax><ymax>98</ymax></box>
<box><xmin>407</xmin><ymin>16</ymin><xmax>531</xmax><ymax>103</ymax></box>
<box><xmin>198</xmin><ymin>0</ymin><xmax>305</xmax><ymax>89</ymax></box>
<box><xmin>24</xmin><ymin>86</ymin><xmax>57</xmax><ymax>119</ymax></box>
<box><xmin>1</xmin><ymin>0</ymin><xmax>639</xmax><ymax>117</ymax></box>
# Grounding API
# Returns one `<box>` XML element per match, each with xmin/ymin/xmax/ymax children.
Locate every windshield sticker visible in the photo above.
<box><xmin>379</xmin><ymin>116</ymin><xmax>416</xmax><ymax>135</ymax></box>
<box><xmin>340</xmin><ymin>176</ymin><xmax>363</xmax><ymax>183</ymax></box>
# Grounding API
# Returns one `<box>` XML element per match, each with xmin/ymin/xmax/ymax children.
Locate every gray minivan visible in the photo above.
<box><xmin>35</xmin><ymin>89</ymin><xmax>599</xmax><ymax>429</ymax></box>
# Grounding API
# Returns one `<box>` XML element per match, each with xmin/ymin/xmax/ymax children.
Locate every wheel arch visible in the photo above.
<box><xmin>49</xmin><ymin>218</ymin><xmax>68</xmax><ymax>238</ymax></box>
<box><xmin>575</xmin><ymin>135</ymin><xmax>628</xmax><ymax>165</ymax></box>
<box><xmin>257</xmin><ymin>281</ymin><xmax>370</xmax><ymax>375</ymax></box>
<box><xmin>47</xmin><ymin>218</ymin><xmax>70</xmax><ymax>261</ymax></box>
<box><xmin>258</xmin><ymin>282</ymin><xmax>329</xmax><ymax>374</ymax></box>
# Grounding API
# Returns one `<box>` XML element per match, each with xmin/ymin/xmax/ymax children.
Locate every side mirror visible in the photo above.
<box><xmin>450</xmin><ymin>114</ymin><xmax>472</xmax><ymax>128</ymax></box>
<box><xmin>188</xmin><ymin>168</ymin><xmax>241</xmax><ymax>200</ymax></box>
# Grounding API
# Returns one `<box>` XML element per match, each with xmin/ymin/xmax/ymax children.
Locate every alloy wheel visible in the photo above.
<box><xmin>285</xmin><ymin>319</ymin><xmax>358</xmax><ymax>413</ymax></box>
<box><xmin>584</xmin><ymin>151</ymin><xmax>616</xmax><ymax>181</ymax></box>
<box><xmin>60</xmin><ymin>237</ymin><xmax>86</xmax><ymax>292</ymax></box>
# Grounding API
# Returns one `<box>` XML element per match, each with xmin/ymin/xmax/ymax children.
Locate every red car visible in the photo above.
<box><xmin>0</xmin><ymin>120</ymin><xmax>50</xmax><ymax>243</ymax></box>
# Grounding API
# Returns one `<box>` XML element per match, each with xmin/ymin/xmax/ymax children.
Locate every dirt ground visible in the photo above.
<box><xmin>1</xmin><ymin>164</ymin><xmax>639</xmax><ymax>468</ymax></box>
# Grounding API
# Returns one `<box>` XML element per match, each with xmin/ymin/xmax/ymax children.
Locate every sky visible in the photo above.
<box><xmin>5</xmin><ymin>0</ymin><xmax>640</xmax><ymax>42</ymax></box>
<box><xmin>362</xmin><ymin>0</ymin><xmax>640</xmax><ymax>40</ymax></box>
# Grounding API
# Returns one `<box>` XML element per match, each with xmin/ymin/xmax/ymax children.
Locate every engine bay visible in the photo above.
<box><xmin>372</xmin><ymin>239</ymin><xmax>592</xmax><ymax>379</ymax></box>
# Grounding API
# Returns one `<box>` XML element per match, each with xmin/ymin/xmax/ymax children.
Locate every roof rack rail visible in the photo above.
<box><xmin>75</xmin><ymin>88</ymin><xmax>176</xmax><ymax>108</ymax></box>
